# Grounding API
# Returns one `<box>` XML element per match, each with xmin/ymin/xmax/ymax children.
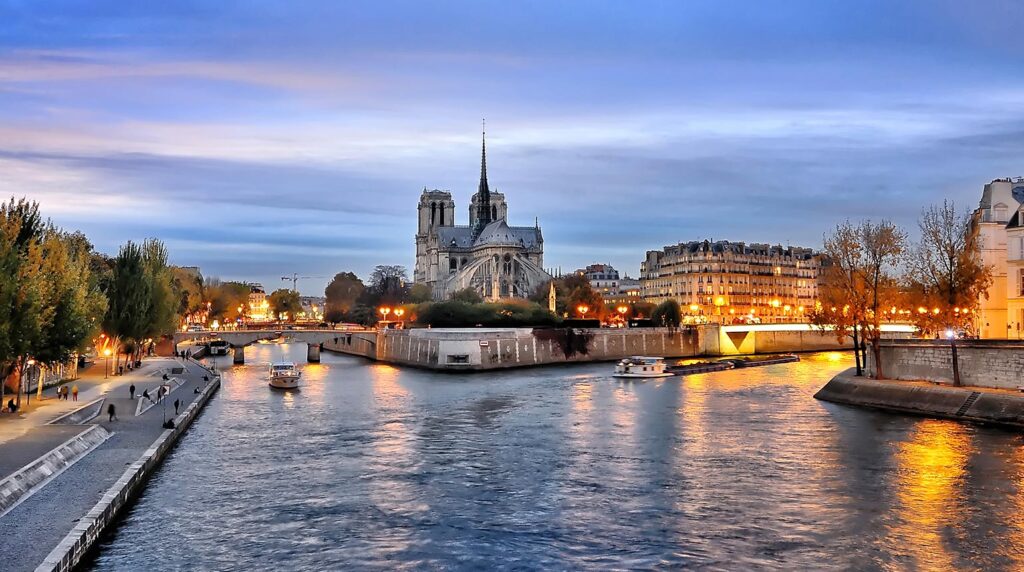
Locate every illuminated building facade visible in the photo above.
<box><xmin>641</xmin><ymin>240</ymin><xmax>821</xmax><ymax>323</ymax></box>
<box><xmin>973</xmin><ymin>178</ymin><xmax>1020</xmax><ymax>338</ymax></box>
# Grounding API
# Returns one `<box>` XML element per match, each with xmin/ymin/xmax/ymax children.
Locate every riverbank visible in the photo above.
<box><xmin>814</xmin><ymin>368</ymin><xmax>1024</xmax><ymax>428</ymax></box>
<box><xmin>0</xmin><ymin>357</ymin><xmax>220</xmax><ymax>572</ymax></box>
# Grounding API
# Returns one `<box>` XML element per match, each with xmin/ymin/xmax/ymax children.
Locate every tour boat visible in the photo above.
<box><xmin>613</xmin><ymin>356</ymin><xmax>673</xmax><ymax>378</ymax></box>
<box><xmin>209</xmin><ymin>340</ymin><xmax>230</xmax><ymax>356</ymax></box>
<box><xmin>268</xmin><ymin>362</ymin><xmax>302</xmax><ymax>389</ymax></box>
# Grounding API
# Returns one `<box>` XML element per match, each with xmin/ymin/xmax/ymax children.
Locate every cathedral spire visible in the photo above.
<box><xmin>474</xmin><ymin>119</ymin><xmax>493</xmax><ymax>236</ymax></box>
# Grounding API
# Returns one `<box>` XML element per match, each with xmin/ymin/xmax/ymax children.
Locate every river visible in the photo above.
<box><xmin>84</xmin><ymin>345</ymin><xmax>1024</xmax><ymax>570</ymax></box>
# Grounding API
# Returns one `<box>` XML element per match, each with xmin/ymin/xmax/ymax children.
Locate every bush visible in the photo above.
<box><xmin>651</xmin><ymin>300</ymin><xmax>682</xmax><ymax>327</ymax></box>
<box><xmin>416</xmin><ymin>300</ymin><xmax>561</xmax><ymax>328</ymax></box>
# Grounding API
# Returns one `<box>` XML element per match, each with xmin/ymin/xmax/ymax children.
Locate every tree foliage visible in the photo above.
<box><xmin>365</xmin><ymin>265</ymin><xmax>409</xmax><ymax>306</ymax></box>
<box><xmin>450</xmin><ymin>287</ymin><xmax>483</xmax><ymax>304</ymax></box>
<box><xmin>415</xmin><ymin>299</ymin><xmax>560</xmax><ymax>328</ymax></box>
<box><xmin>651</xmin><ymin>299</ymin><xmax>682</xmax><ymax>328</ymax></box>
<box><xmin>531</xmin><ymin>274</ymin><xmax>605</xmax><ymax>320</ymax></box>
<box><xmin>811</xmin><ymin>219</ymin><xmax>907</xmax><ymax>378</ymax></box>
<box><xmin>906</xmin><ymin>201</ymin><xmax>991</xmax><ymax>336</ymax></box>
<box><xmin>268</xmin><ymin>288</ymin><xmax>302</xmax><ymax>319</ymax></box>
<box><xmin>324</xmin><ymin>271</ymin><xmax>365</xmax><ymax>314</ymax></box>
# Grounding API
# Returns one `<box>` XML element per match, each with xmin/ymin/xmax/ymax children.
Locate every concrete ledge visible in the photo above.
<box><xmin>48</xmin><ymin>398</ymin><xmax>105</xmax><ymax>426</ymax></box>
<box><xmin>0</xmin><ymin>425</ymin><xmax>112</xmax><ymax>518</ymax></box>
<box><xmin>34</xmin><ymin>375</ymin><xmax>221</xmax><ymax>572</ymax></box>
<box><xmin>815</xmin><ymin>369</ymin><xmax>1024</xmax><ymax>428</ymax></box>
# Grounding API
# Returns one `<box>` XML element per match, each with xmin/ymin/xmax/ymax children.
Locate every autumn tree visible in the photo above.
<box><xmin>364</xmin><ymin>265</ymin><xmax>409</xmax><ymax>306</ymax></box>
<box><xmin>906</xmin><ymin>201</ymin><xmax>992</xmax><ymax>385</ymax></box>
<box><xmin>811</xmin><ymin>219</ymin><xmax>906</xmax><ymax>378</ymax></box>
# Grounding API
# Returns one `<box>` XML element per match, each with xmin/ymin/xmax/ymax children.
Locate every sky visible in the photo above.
<box><xmin>4</xmin><ymin>1</ymin><xmax>1024</xmax><ymax>295</ymax></box>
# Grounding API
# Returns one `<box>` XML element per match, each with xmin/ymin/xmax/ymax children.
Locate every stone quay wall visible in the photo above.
<box><xmin>35</xmin><ymin>372</ymin><xmax>222</xmax><ymax>572</ymax></box>
<box><xmin>325</xmin><ymin>327</ymin><xmax>705</xmax><ymax>371</ymax></box>
<box><xmin>867</xmin><ymin>339</ymin><xmax>1024</xmax><ymax>390</ymax></box>
<box><xmin>815</xmin><ymin>369</ymin><xmax>1024</xmax><ymax>428</ymax></box>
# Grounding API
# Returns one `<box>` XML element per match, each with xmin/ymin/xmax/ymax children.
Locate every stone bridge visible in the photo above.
<box><xmin>173</xmin><ymin>329</ymin><xmax>368</xmax><ymax>363</ymax></box>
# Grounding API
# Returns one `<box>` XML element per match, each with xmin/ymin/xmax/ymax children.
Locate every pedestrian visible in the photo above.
<box><xmin>129</xmin><ymin>383</ymin><xmax>136</xmax><ymax>399</ymax></box>
<box><xmin>174</xmin><ymin>398</ymin><xmax>180</xmax><ymax>415</ymax></box>
<box><xmin>107</xmin><ymin>402</ymin><xmax>117</xmax><ymax>422</ymax></box>
<box><xmin>142</xmin><ymin>388</ymin><xmax>152</xmax><ymax>403</ymax></box>
<box><xmin>71</xmin><ymin>384</ymin><xmax>79</xmax><ymax>401</ymax></box>
<box><xmin>7</xmin><ymin>398</ymin><xmax>16</xmax><ymax>412</ymax></box>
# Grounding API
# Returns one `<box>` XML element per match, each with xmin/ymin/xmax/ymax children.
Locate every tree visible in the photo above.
<box><xmin>451</xmin><ymin>287</ymin><xmax>483</xmax><ymax>304</ymax></box>
<box><xmin>407</xmin><ymin>283</ymin><xmax>433</xmax><ymax>303</ymax></box>
<box><xmin>35</xmin><ymin>230</ymin><xmax>107</xmax><ymax>368</ymax></box>
<box><xmin>325</xmin><ymin>272</ymin><xmax>365</xmax><ymax>314</ymax></box>
<box><xmin>171</xmin><ymin>266</ymin><xmax>205</xmax><ymax>321</ymax></box>
<box><xmin>531</xmin><ymin>274</ymin><xmax>605</xmax><ymax>320</ymax></box>
<box><xmin>268</xmin><ymin>288</ymin><xmax>302</xmax><ymax>320</ymax></box>
<box><xmin>0</xmin><ymin>199</ymin><xmax>49</xmax><ymax>406</ymax></box>
<box><xmin>907</xmin><ymin>201</ymin><xmax>992</xmax><ymax>385</ymax></box>
<box><xmin>103</xmin><ymin>241</ymin><xmax>151</xmax><ymax>371</ymax></box>
<box><xmin>141</xmin><ymin>239</ymin><xmax>178</xmax><ymax>343</ymax></box>
<box><xmin>205</xmin><ymin>280</ymin><xmax>251</xmax><ymax>322</ymax></box>
<box><xmin>651</xmin><ymin>300</ymin><xmax>682</xmax><ymax>328</ymax></box>
<box><xmin>907</xmin><ymin>201</ymin><xmax>991</xmax><ymax>336</ymax></box>
<box><xmin>811</xmin><ymin>220</ymin><xmax>906</xmax><ymax>378</ymax></box>
<box><xmin>365</xmin><ymin>265</ymin><xmax>409</xmax><ymax>306</ymax></box>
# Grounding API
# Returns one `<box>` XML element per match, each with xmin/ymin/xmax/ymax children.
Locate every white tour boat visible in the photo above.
<box><xmin>268</xmin><ymin>362</ymin><xmax>302</xmax><ymax>389</ymax></box>
<box><xmin>613</xmin><ymin>356</ymin><xmax>674</xmax><ymax>378</ymax></box>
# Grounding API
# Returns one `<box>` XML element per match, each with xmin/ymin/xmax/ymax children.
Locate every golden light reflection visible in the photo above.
<box><xmin>891</xmin><ymin>420</ymin><xmax>971</xmax><ymax>570</ymax></box>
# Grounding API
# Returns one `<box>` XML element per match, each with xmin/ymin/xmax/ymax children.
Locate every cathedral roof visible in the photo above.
<box><xmin>434</xmin><ymin>221</ymin><xmax>542</xmax><ymax>250</ymax></box>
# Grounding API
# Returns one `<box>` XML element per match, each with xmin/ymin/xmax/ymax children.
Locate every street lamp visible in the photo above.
<box><xmin>378</xmin><ymin>306</ymin><xmax>391</xmax><ymax>328</ymax></box>
<box><xmin>576</xmin><ymin>304</ymin><xmax>589</xmax><ymax>319</ymax></box>
<box><xmin>103</xmin><ymin>348</ymin><xmax>112</xmax><ymax>379</ymax></box>
<box><xmin>26</xmin><ymin>359</ymin><xmax>35</xmax><ymax>405</ymax></box>
<box><xmin>393</xmin><ymin>307</ymin><xmax>405</xmax><ymax>327</ymax></box>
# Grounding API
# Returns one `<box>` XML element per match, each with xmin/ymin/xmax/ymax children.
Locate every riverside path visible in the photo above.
<box><xmin>0</xmin><ymin>357</ymin><xmax>216</xmax><ymax>572</ymax></box>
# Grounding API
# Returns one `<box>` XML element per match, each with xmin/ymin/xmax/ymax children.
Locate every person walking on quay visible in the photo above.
<box><xmin>174</xmin><ymin>398</ymin><xmax>180</xmax><ymax>415</ymax></box>
<box><xmin>129</xmin><ymin>383</ymin><xmax>136</xmax><ymax>399</ymax></box>
<box><xmin>142</xmin><ymin>389</ymin><xmax>152</xmax><ymax>403</ymax></box>
<box><xmin>71</xmin><ymin>384</ymin><xmax>79</xmax><ymax>401</ymax></box>
<box><xmin>107</xmin><ymin>402</ymin><xmax>117</xmax><ymax>422</ymax></box>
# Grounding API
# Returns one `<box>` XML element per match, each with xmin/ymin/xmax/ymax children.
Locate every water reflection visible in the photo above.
<box><xmin>890</xmin><ymin>420</ymin><xmax>971</xmax><ymax>570</ymax></box>
<box><xmin>86</xmin><ymin>350</ymin><xmax>1024</xmax><ymax>571</ymax></box>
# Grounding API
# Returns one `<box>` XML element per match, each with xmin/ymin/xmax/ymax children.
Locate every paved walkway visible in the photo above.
<box><xmin>0</xmin><ymin>358</ymin><xmax>215</xmax><ymax>572</ymax></box>
<box><xmin>0</xmin><ymin>358</ymin><xmax>197</xmax><ymax>481</ymax></box>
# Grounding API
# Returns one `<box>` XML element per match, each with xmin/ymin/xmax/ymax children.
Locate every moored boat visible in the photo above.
<box><xmin>613</xmin><ymin>356</ymin><xmax>674</xmax><ymax>378</ymax></box>
<box><xmin>268</xmin><ymin>362</ymin><xmax>301</xmax><ymax>389</ymax></box>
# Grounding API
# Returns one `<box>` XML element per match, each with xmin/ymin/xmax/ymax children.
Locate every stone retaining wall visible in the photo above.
<box><xmin>35</xmin><ymin>375</ymin><xmax>221</xmax><ymax>572</ymax></box>
<box><xmin>815</xmin><ymin>369</ymin><xmax>1024</xmax><ymax>428</ymax></box>
<box><xmin>868</xmin><ymin>339</ymin><xmax>1024</xmax><ymax>389</ymax></box>
<box><xmin>0</xmin><ymin>425</ymin><xmax>111</xmax><ymax>517</ymax></box>
<box><xmin>325</xmin><ymin>327</ymin><xmax>704</xmax><ymax>370</ymax></box>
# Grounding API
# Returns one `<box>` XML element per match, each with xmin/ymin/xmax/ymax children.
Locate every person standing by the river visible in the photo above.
<box><xmin>129</xmin><ymin>383</ymin><xmax>136</xmax><ymax>399</ymax></box>
<box><xmin>174</xmin><ymin>398</ymin><xmax>180</xmax><ymax>415</ymax></box>
<box><xmin>71</xmin><ymin>384</ymin><xmax>78</xmax><ymax>401</ymax></box>
<box><xmin>107</xmin><ymin>403</ymin><xmax>117</xmax><ymax>422</ymax></box>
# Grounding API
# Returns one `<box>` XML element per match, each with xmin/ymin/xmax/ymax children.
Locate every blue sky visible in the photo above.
<box><xmin>4</xmin><ymin>1</ymin><xmax>1024</xmax><ymax>295</ymax></box>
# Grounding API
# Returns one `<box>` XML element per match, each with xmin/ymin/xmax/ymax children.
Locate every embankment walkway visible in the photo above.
<box><xmin>0</xmin><ymin>357</ymin><xmax>218</xmax><ymax>572</ymax></box>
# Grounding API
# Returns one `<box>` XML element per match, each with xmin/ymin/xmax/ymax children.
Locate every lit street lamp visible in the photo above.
<box><xmin>379</xmin><ymin>306</ymin><xmax>391</xmax><ymax>328</ymax></box>
<box><xmin>103</xmin><ymin>348</ymin><xmax>112</xmax><ymax>379</ymax></box>
<box><xmin>393</xmin><ymin>307</ymin><xmax>405</xmax><ymax>327</ymax></box>
<box><xmin>576</xmin><ymin>304</ymin><xmax>590</xmax><ymax>319</ymax></box>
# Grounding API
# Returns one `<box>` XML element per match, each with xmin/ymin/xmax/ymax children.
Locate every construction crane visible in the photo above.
<box><xmin>281</xmin><ymin>273</ymin><xmax>324</xmax><ymax>293</ymax></box>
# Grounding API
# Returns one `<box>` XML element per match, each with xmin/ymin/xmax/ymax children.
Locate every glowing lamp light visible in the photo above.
<box><xmin>103</xmin><ymin>348</ymin><xmax>112</xmax><ymax>357</ymax></box>
<box><xmin>393</xmin><ymin>308</ymin><xmax>405</xmax><ymax>319</ymax></box>
<box><xmin>945</xmin><ymin>329</ymin><xmax>955</xmax><ymax>340</ymax></box>
<box><xmin>689</xmin><ymin>304</ymin><xmax>699</xmax><ymax>312</ymax></box>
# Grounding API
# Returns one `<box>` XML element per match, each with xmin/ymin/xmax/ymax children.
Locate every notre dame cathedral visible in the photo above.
<box><xmin>413</xmin><ymin>129</ymin><xmax>551</xmax><ymax>301</ymax></box>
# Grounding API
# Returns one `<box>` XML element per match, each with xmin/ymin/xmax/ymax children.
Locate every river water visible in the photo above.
<box><xmin>85</xmin><ymin>345</ymin><xmax>1024</xmax><ymax>571</ymax></box>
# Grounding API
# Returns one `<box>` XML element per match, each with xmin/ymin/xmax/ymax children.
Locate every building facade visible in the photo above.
<box><xmin>576</xmin><ymin>263</ymin><xmax>642</xmax><ymax>304</ymax></box>
<box><xmin>973</xmin><ymin>178</ymin><xmax>1020</xmax><ymax>338</ymax></box>
<box><xmin>414</xmin><ymin>131</ymin><xmax>550</xmax><ymax>301</ymax></box>
<box><xmin>641</xmin><ymin>240</ymin><xmax>821</xmax><ymax>323</ymax></box>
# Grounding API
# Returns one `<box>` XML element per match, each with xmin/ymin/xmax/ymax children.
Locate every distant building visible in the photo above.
<box><xmin>641</xmin><ymin>240</ymin><xmax>821</xmax><ymax>323</ymax></box>
<box><xmin>299</xmin><ymin>296</ymin><xmax>326</xmax><ymax>322</ymax></box>
<box><xmin>974</xmin><ymin>178</ymin><xmax>1021</xmax><ymax>338</ymax></box>
<box><xmin>248</xmin><ymin>284</ymin><xmax>270</xmax><ymax>321</ymax></box>
<box><xmin>413</xmin><ymin>129</ymin><xmax>550</xmax><ymax>300</ymax></box>
<box><xmin>576</xmin><ymin>264</ymin><xmax>643</xmax><ymax>304</ymax></box>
